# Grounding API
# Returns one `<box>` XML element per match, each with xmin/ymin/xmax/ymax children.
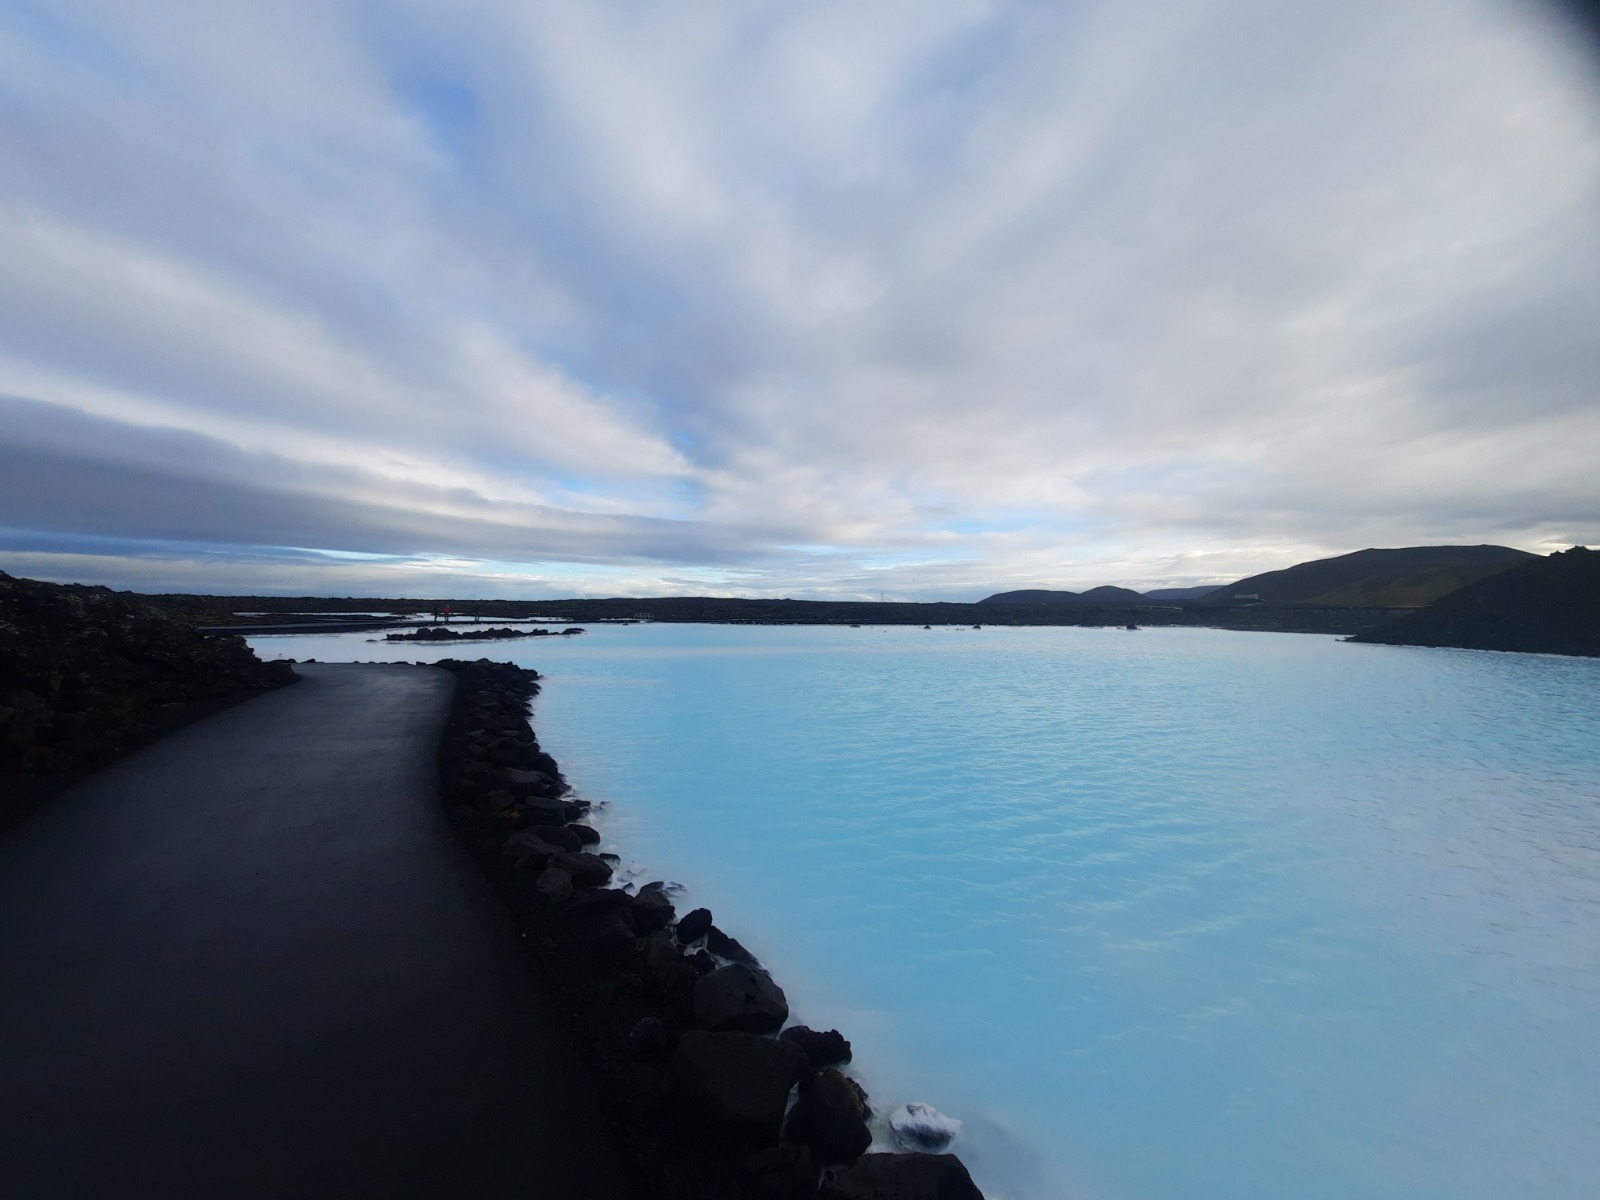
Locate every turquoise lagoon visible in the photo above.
<box><xmin>250</xmin><ymin>623</ymin><xmax>1600</xmax><ymax>1200</ymax></box>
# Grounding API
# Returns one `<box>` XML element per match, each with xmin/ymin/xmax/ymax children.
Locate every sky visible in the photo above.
<box><xmin>1</xmin><ymin>0</ymin><xmax>1598</xmax><ymax>601</ymax></box>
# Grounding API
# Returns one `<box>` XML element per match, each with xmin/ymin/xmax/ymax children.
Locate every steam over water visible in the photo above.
<box><xmin>253</xmin><ymin>624</ymin><xmax>1600</xmax><ymax>1199</ymax></box>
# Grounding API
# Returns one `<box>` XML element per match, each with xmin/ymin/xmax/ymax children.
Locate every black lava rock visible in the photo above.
<box><xmin>675</xmin><ymin>907</ymin><xmax>713</xmax><ymax>944</ymax></box>
<box><xmin>779</xmin><ymin>1026</ymin><xmax>853</xmax><ymax>1070</ymax></box>
<box><xmin>783</xmin><ymin>1068</ymin><xmax>872</xmax><ymax>1164</ymax></box>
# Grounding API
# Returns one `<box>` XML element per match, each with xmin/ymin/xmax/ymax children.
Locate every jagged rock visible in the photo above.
<box><xmin>706</xmin><ymin>925</ymin><xmax>760</xmax><ymax>966</ymax></box>
<box><xmin>535</xmin><ymin>867</ymin><xmax>573</xmax><ymax>902</ymax></box>
<box><xmin>783</xmin><ymin>1067</ymin><xmax>872</xmax><ymax>1163</ymax></box>
<box><xmin>693</xmin><ymin>963</ymin><xmax>789</xmax><ymax>1034</ymax></box>
<box><xmin>779</xmin><ymin>1026</ymin><xmax>853</xmax><ymax>1069</ymax></box>
<box><xmin>745</xmin><ymin>1144</ymin><xmax>823</xmax><ymax>1199</ymax></box>
<box><xmin>675</xmin><ymin>907</ymin><xmax>714</xmax><ymax>944</ymax></box>
<box><xmin>502</xmin><ymin>830</ymin><xmax>566</xmax><ymax>865</ymax></box>
<box><xmin>474</xmin><ymin>788</ymin><xmax>517</xmax><ymax>814</ymax></box>
<box><xmin>632</xmin><ymin>886</ymin><xmax>676</xmax><ymax>934</ymax></box>
<box><xmin>549</xmin><ymin>851</ymin><xmax>612</xmax><ymax>887</ymax></box>
<box><xmin>0</xmin><ymin>572</ymin><xmax>294</xmax><ymax>775</ymax></box>
<box><xmin>487</xmin><ymin>736</ymin><xmax>533</xmax><ymax>767</ymax></box>
<box><xmin>685</xmin><ymin>948</ymin><xmax>717</xmax><ymax>976</ymax></box>
<box><xmin>565</xmin><ymin>887</ymin><xmax>635</xmax><ymax>922</ymax></box>
<box><xmin>822</xmin><ymin>1153</ymin><xmax>984</xmax><ymax>1200</ymax></box>
<box><xmin>528</xmin><ymin>823</ymin><xmax>582</xmax><ymax>852</ymax></box>
<box><xmin>671</xmin><ymin>1030</ymin><xmax>808</xmax><ymax>1143</ymax></box>
<box><xmin>641</xmin><ymin>931</ymin><xmax>681</xmax><ymax>976</ymax></box>
<box><xmin>498</xmin><ymin>767</ymin><xmax>561</xmax><ymax>797</ymax></box>
<box><xmin>887</xmin><ymin>1103</ymin><xmax>962</xmax><ymax>1152</ymax></box>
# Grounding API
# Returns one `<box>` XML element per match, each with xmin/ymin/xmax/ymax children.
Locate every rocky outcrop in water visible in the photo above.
<box><xmin>385</xmin><ymin>624</ymin><xmax>585</xmax><ymax>642</ymax></box>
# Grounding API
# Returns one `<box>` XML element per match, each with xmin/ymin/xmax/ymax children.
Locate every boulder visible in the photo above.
<box><xmin>675</xmin><ymin>907</ymin><xmax>714</xmax><ymax>944</ymax></box>
<box><xmin>569</xmin><ymin>823</ymin><xmax>601</xmax><ymax>846</ymax></box>
<box><xmin>475</xmin><ymin>787</ymin><xmax>518</xmax><ymax>814</ymax></box>
<box><xmin>632</xmin><ymin>886</ymin><xmax>676</xmax><ymax>934</ymax></box>
<box><xmin>565</xmin><ymin>887</ymin><xmax>636</xmax><ymax>922</ymax></box>
<box><xmin>536</xmin><ymin>867</ymin><xmax>573</xmax><ymax>902</ymax></box>
<box><xmin>671</xmin><ymin>1030</ymin><xmax>807</xmax><ymax>1144</ymax></box>
<box><xmin>693</xmin><ymin>963</ymin><xmax>789</xmax><ymax>1034</ymax></box>
<box><xmin>641</xmin><ymin>931</ymin><xmax>682</xmax><ymax>977</ymax></box>
<box><xmin>487</xmin><ymin>736</ymin><xmax>532</xmax><ymax>767</ymax></box>
<box><xmin>549</xmin><ymin>851</ymin><xmax>613</xmax><ymax>887</ymax></box>
<box><xmin>706</xmin><ymin>925</ymin><xmax>760</xmax><ymax>966</ymax></box>
<box><xmin>779</xmin><ymin>1026</ymin><xmax>853</xmax><ymax>1070</ymax></box>
<box><xmin>529</xmin><ymin>823</ymin><xmax>582</xmax><ymax>852</ymax></box>
<box><xmin>822</xmin><ymin>1153</ymin><xmax>984</xmax><ymax>1200</ymax></box>
<box><xmin>499</xmin><ymin>767</ymin><xmax>560</xmax><ymax>797</ymax></box>
<box><xmin>745</xmin><ymin>1144</ymin><xmax>822</xmax><ymax>1199</ymax></box>
<box><xmin>782</xmin><ymin>1068</ymin><xmax>872</xmax><ymax>1163</ymax></box>
<box><xmin>502</xmin><ymin>830</ymin><xmax>566</xmax><ymax>865</ymax></box>
<box><xmin>887</xmin><ymin>1103</ymin><xmax>962</xmax><ymax>1152</ymax></box>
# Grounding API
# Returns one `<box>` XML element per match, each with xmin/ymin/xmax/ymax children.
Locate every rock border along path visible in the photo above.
<box><xmin>438</xmin><ymin>658</ymin><xmax>984</xmax><ymax>1200</ymax></box>
<box><xmin>0</xmin><ymin>663</ymin><xmax>632</xmax><ymax>1200</ymax></box>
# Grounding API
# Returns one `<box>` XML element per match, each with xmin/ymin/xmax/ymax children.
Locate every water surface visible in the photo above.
<box><xmin>252</xmin><ymin>624</ymin><xmax>1600</xmax><ymax>1200</ymax></box>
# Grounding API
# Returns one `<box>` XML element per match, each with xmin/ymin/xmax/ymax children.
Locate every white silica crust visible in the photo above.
<box><xmin>889</xmin><ymin>1102</ymin><xmax>963</xmax><ymax>1152</ymax></box>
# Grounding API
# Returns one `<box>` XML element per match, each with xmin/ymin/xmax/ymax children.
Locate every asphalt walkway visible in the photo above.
<box><xmin>0</xmin><ymin>663</ymin><xmax>630</xmax><ymax>1199</ymax></box>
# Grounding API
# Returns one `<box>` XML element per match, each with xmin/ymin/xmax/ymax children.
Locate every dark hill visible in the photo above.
<box><xmin>1143</xmin><ymin>586</ymin><xmax>1222</xmax><ymax>601</ymax></box>
<box><xmin>1349</xmin><ymin>546</ymin><xmax>1600</xmax><ymax>656</ymax></box>
<box><xmin>1194</xmin><ymin>545</ymin><xmax>1533</xmax><ymax>608</ymax></box>
<box><xmin>979</xmin><ymin>585</ymin><xmax>1148</xmax><ymax>606</ymax></box>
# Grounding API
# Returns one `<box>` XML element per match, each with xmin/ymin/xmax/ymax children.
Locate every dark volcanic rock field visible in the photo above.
<box><xmin>0</xmin><ymin>572</ymin><xmax>294</xmax><ymax>831</ymax></box>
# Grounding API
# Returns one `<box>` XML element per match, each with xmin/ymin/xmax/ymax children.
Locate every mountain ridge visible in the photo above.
<box><xmin>978</xmin><ymin>544</ymin><xmax>1533</xmax><ymax>609</ymax></box>
<box><xmin>1350</xmin><ymin>547</ymin><xmax>1598</xmax><ymax>656</ymax></box>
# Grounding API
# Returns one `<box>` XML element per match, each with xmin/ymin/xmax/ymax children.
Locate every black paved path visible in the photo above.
<box><xmin>0</xmin><ymin>664</ymin><xmax>630</xmax><ymax>1199</ymax></box>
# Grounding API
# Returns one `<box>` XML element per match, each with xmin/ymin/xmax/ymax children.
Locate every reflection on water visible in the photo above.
<box><xmin>252</xmin><ymin>625</ymin><xmax>1600</xmax><ymax>1200</ymax></box>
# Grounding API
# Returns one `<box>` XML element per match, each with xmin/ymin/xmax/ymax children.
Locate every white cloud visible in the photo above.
<box><xmin>0</xmin><ymin>0</ymin><xmax>1596</xmax><ymax>598</ymax></box>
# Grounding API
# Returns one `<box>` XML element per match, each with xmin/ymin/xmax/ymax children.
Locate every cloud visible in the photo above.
<box><xmin>0</xmin><ymin>0</ymin><xmax>1597</xmax><ymax>598</ymax></box>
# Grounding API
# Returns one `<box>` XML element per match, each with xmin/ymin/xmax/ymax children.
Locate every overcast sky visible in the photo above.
<box><xmin>2</xmin><ymin>0</ymin><xmax>1597</xmax><ymax>600</ymax></box>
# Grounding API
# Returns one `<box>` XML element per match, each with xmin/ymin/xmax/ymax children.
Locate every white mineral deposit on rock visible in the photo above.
<box><xmin>888</xmin><ymin>1101</ymin><xmax>962</xmax><ymax>1151</ymax></box>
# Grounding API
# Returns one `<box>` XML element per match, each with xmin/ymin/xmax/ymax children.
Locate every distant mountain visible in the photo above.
<box><xmin>1192</xmin><ymin>545</ymin><xmax>1534</xmax><ymax>608</ymax></box>
<box><xmin>1143</xmin><ymin>586</ymin><xmax>1223</xmax><ymax>601</ymax></box>
<box><xmin>979</xmin><ymin>585</ymin><xmax>1148</xmax><ymax>606</ymax></box>
<box><xmin>1350</xmin><ymin>546</ymin><xmax>1599</xmax><ymax>656</ymax></box>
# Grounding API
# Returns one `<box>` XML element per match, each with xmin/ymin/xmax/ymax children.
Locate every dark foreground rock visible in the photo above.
<box><xmin>672</xmin><ymin>1030</ymin><xmax>808</xmax><ymax>1142</ymax></box>
<box><xmin>1350</xmin><ymin>545</ymin><xmax>1600</xmax><ymax>656</ymax></box>
<box><xmin>780</xmin><ymin>1025</ymin><xmax>853</xmax><ymax>1069</ymax></box>
<box><xmin>822</xmin><ymin>1153</ymin><xmax>985</xmax><ymax>1200</ymax></box>
<box><xmin>694</xmin><ymin>963</ymin><xmax>790</xmax><ymax>1033</ymax></box>
<box><xmin>783</xmin><ymin>1067</ymin><xmax>873</xmax><ymax>1163</ymax></box>
<box><xmin>676</xmin><ymin>906</ymin><xmax>714</xmax><ymax>943</ymax></box>
<box><xmin>0</xmin><ymin>572</ymin><xmax>295</xmax><ymax>833</ymax></box>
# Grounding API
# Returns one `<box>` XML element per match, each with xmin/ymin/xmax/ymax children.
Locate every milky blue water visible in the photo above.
<box><xmin>251</xmin><ymin>623</ymin><xmax>1600</xmax><ymax>1200</ymax></box>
